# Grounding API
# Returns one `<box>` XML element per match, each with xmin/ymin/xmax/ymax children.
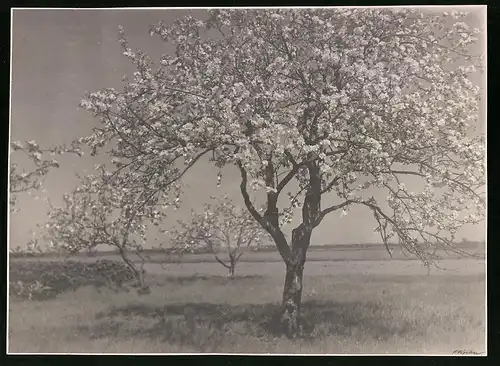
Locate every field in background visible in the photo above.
<box><xmin>8</xmin><ymin>248</ymin><xmax>486</xmax><ymax>354</ymax></box>
<box><xmin>10</xmin><ymin>241</ymin><xmax>485</xmax><ymax>264</ymax></box>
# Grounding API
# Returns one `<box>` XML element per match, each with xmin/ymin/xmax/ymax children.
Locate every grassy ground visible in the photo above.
<box><xmin>8</xmin><ymin>259</ymin><xmax>485</xmax><ymax>354</ymax></box>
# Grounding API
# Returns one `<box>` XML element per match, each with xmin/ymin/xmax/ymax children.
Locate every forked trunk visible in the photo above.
<box><xmin>239</xmin><ymin>155</ymin><xmax>321</xmax><ymax>338</ymax></box>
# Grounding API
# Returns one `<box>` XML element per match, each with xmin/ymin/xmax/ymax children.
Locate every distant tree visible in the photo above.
<box><xmin>86</xmin><ymin>246</ymin><xmax>98</xmax><ymax>257</ymax></box>
<box><xmin>76</xmin><ymin>8</ymin><xmax>485</xmax><ymax>337</ymax></box>
<box><xmin>44</xmin><ymin>168</ymin><xmax>176</xmax><ymax>295</ymax></box>
<box><xmin>169</xmin><ymin>196</ymin><xmax>269</xmax><ymax>278</ymax></box>
<box><xmin>9</xmin><ymin>243</ymin><xmax>40</xmax><ymax>258</ymax></box>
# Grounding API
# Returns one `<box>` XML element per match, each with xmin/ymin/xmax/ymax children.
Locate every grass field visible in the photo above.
<box><xmin>8</xmin><ymin>252</ymin><xmax>486</xmax><ymax>354</ymax></box>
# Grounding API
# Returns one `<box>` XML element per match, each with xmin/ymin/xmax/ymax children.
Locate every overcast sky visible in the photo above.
<box><xmin>9</xmin><ymin>7</ymin><xmax>486</xmax><ymax>249</ymax></box>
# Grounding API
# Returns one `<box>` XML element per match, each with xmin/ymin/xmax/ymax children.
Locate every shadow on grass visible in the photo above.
<box><xmin>78</xmin><ymin>300</ymin><xmax>414</xmax><ymax>352</ymax></box>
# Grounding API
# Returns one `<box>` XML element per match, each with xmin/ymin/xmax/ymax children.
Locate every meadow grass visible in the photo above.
<box><xmin>8</xmin><ymin>259</ymin><xmax>485</xmax><ymax>354</ymax></box>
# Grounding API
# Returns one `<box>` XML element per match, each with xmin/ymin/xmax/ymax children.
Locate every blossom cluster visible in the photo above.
<box><xmin>9</xmin><ymin>140</ymin><xmax>83</xmax><ymax>212</ymax></box>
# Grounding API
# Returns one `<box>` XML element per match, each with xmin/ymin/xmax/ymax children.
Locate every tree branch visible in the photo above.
<box><xmin>236</xmin><ymin>160</ymin><xmax>292</xmax><ymax>262</ymax></box>
<box><xmin>315</xmin><ymin>200</ymin><xmax>354</xmax><ymax>227</ymax></box>
<box><xmin>236</xmin><ymin>160</ymin><xmax>265</xmax><ymax>225</ymax></box>
<box><xmin>214</xmin><ymin>254</ymin><xmax>231</xmax><ymax>269</ymax></box>
<box><xmin>277</xmin><ymin>166</ymin><xmax>301</xmax><ymax>193</ymax></box>
<box><xmin>320</xmin><ymin>176</ymin><xmax>342</xmax><ymax>194</ymax></box>
<box><xmin>138</xmin><ymin>148</ymin><xmax>211</xmax><ymax>211</ymax></box>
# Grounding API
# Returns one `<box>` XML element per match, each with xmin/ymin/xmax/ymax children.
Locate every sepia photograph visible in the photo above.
<box><xmin>8</xmin><ymin>6</ymin><xmax>486</xmax><ymax>355</ymax></box>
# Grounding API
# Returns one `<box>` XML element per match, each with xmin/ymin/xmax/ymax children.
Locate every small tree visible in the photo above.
<box><xmin>45</xmin><ymin>168</ymin><xmax>175</xmax><ymax>294</ymax></box>
<box><xmin>169</xmin><ymin>196</ymin><xmax>268</xmax><ymax>278</ymax></box>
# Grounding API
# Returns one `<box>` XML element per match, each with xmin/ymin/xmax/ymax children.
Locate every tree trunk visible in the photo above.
<box><xmin>136</xmin><ymin>268</ymin><xmax>150</xmax><ymax>295</ymax></box>
<box><xmin>279</xmin><ymin>160</ymin><xmax>320</xmax><ymax>338</ymax></box>
<box><xmin>280</xmin><ymin>228</ymin><xmax>310</xmax><ymax>338</ymax></box>
<box><xmin>118</xmin><ymin>248</ymin><xmax>150</xmax><ymax>295</ymax></box>
<box><xmin>281</xmin><ymin>256</ymin><xmax>305</xmax><ymax>338</ymax></box>
<box><xmin>238</xmin><ymin>154</ymin><xmax>321</xmax><ymax>338</ymax></box>
<box><xmin>227</xmin><ymin>252</ymin><xmax>237</xmax><ymax>279</ymax></box>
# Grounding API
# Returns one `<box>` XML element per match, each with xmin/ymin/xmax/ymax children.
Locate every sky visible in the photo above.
<box><xmin>9</xmin><ymin>7</ymin><xmax>487</xmax><ymax>250</ymax></box>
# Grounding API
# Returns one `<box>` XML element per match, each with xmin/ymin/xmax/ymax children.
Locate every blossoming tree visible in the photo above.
<box><xmin>9</xmin><ymin>140</ymin><xmax>83</xmax><ymax>255</ymax></box>
<box><xmin>9</xmin><ymin>140</ymin><xmax>82</xmax><ymax>213</ymax></box>
<box><xmin>169</xmin><ymin>196</ymin><xmax>269</xmax><ymax>278</ymax></box>
<box><xmin>44</xmin><ymin>167</ymin><xmax>178</xmax><ymax>294</ymax></box>
<box><xmin>77</xmin><ymin>9</ymin><xmax>485</xmax><ymax>337</ymax></box>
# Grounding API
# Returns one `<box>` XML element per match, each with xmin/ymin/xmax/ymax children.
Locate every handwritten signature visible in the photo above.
<box><xmin>453</xmin><ymin>349</ymin><xmax>484</xmax><ymax>355</ymax></box>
